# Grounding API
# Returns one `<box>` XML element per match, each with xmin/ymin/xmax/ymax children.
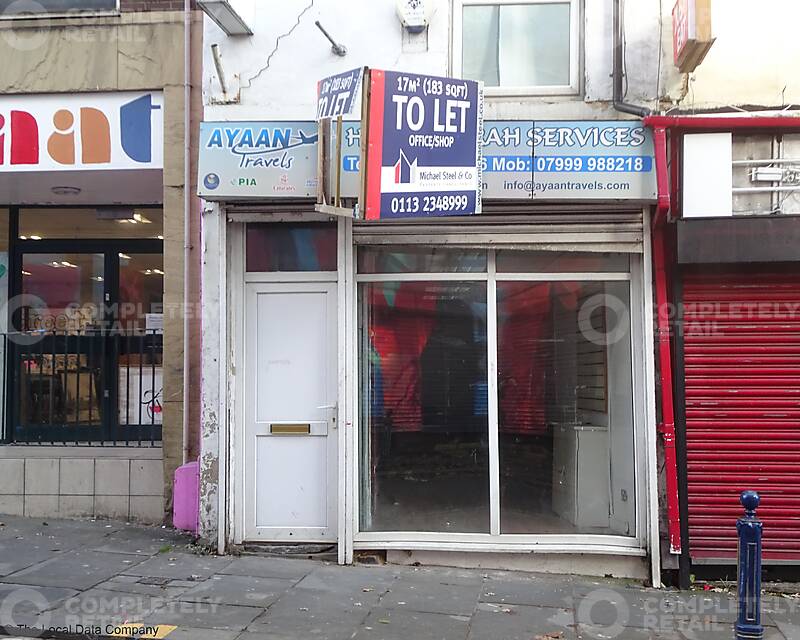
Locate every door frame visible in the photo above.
<box><xmin>229</xmin><ymin>218</ymin><xmax>347</xmax><ymax>552</ymax></box>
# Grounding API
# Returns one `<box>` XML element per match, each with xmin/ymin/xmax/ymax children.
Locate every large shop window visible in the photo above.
<box><xmin>6</xmin><ymin>208</ymin><xmax>163</xmax><ymax>445</ymax></box>
<box><xmin>358</xmin><ymin>248</ymin><xmax>637</xmax><ymax>537</ymax></box>
<box><xmin>454</xmin><ymin>0</ymin><xmax>579</xmax><ymax>95</ymax></box>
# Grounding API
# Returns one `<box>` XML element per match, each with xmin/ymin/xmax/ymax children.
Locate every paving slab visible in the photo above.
<box><xmin>90</xmin><ymin>525</ymin><xmax>191</xmax><ymax>556</ymax></box>
<box><xmin>2</xmin><ymin>549</ymin><xmax>147</xmax><ymax>590</ymax></box>
<box><xmin>381</xmin><ymin>578</ymin><xmax>482</xmax><ymax>616</ymax></box>
<box><xmin>353</xmin><ymin>607</ymin><xmax>471</xmax><ymax>640</ymax></box>
<box><xmin>143</xmin><ymin>601</ymin><xmax>262</xmax><ymax>632</ymax></box>
<box><xmin>468</xmin><ymin>602</ymin><xmax>577</xmax><ymax>640</ymax></box>
<box><xmin>218</xmin><ymin>556</ymin><xmax>319</xmax><ymax>582</ymax></box>
<box><xmin>0</xmin><ymin>540</ymin><xmax>65</xmax><ymax>577</ymax></box>
<box><xmin>480</xmin><ymin>573</ymin><xmax>575</xmax><ymax>609</ymax></box>
<box><xmin>246</xmin><ymin>587</ymin><xmax>372</xmax><ymax>637</ymax></box>
<box><xmin>293</xmin><ymin>563</ymin><xmax>397</xmax><ymax>594</ymax></box>
<box><xmin>93</xmin><ymin>577</ymin><xmax>191</xmax><ymax>599</ymax></box>
<box><xmin>178</xmin><ymin>574</ymin><xmax>293</xmax><ymax>607</ymax></box>
<box><xmin>391</xmin><ymin>565</ymin><xmax>486</xmax><ymax>587</ymax></box>
<box><xmin>0</xmin><ymin>583</ymin><xmax>78</xmax><ymax>630</ymax></box>
<box><xmin>43</xmin><ymin>586</ymin><xmax>171</xmax><ymax>631</ymax></box>
<box><xmin>121</xmin><ymin>552</ymin><xmax>234</xmax><ymax>580</ymax></box>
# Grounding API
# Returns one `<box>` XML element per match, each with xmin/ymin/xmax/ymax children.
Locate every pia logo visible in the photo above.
<box><xmin>0</xmin><ymin>93</ymin><xmax>162</xmax><ymax>169</ymax></box>
<box><xmin>1</xmin><ymin>1</ymin><xmax>50</xmax><ymax>52</ymax></box>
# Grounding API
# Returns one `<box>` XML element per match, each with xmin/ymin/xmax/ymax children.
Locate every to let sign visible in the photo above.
<box><xmin>364</xmin><ymin>69</ymin><xmax>483</xmax><ymax>220</ymax></box>
<box><xmin>316</xmin><ymin>67</ymin><xmax>364</xmax><ymax>120</ymax></box>
<box><xmin>672</xmin><ymin>0</ymin><xmax>714</xmax><ymax>73</ymax></box>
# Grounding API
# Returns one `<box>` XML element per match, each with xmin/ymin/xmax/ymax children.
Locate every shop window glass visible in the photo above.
<box><xmin>19</xmin><ymin>208</ymin><xmax>163</xmax><ymax>240</ymax></box>
<box><xmin>496</xmin><ymin>251</ymin><xmax>629</xmax><ymax>273</ymax></box>
<box><xmin>359</xmin><ymin>281</ymin><xmax>489</xmax><ymax>533</ymax></box>
<box><xmin>497</xmin><ymin>280</ymin><xmax>635</xmax><ymax>535</ymax></box>
<box><xmin>18</xmin><ymin>254</ymin><xmax>105</xmax><ymax>434</ymax></box>
<box><xmin>460</xmin><ymin>1</ymin><xmax>574</xmax><ymax>90</ymax></box>
<box><xmin>0</xmin><ymin>1</ymin><xmax>116</xmax><ymax>14</ymax></box>
<box><xmin>246</xmin><ymin>223</ymin><xmax>337</xmax><ymax>272</ymax></box>
<box><xmin>21</xmin><ymin>253</ymin><xmax>104</xmax><ymax>332</ymax></box>
<box><xmin>358</xmin><ymin>247</ymin><xmax>487</xmax><ymax>274</ymax></box>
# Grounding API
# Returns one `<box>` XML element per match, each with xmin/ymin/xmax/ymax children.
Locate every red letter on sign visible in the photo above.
<box><xmin>11</xmin><ymin>111</ymin><xmax>39</xmax><ymax>165</ymax></box>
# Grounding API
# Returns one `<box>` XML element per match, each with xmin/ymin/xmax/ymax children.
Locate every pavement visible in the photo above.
<box><xmin>0</xmin><ymin>516</ymin><xmax>797</xmax><ymax>640</ymax></box>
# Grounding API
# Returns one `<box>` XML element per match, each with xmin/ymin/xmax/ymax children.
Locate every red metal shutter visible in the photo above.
<box><xmin>683</xmin><ymin>272</ymin><xmax>800</xmax><ymax>563</ymax></box>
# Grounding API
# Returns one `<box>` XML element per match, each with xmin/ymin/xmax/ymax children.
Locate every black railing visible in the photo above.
<box><xmin>2</xmin><ymin>329</ymin><xmax>163</xmax><ymax>446</ymax></box>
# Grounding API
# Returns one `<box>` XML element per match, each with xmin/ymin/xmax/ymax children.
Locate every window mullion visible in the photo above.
<box><xmin>487</xmin><ymin>249</ymin><xmax>501</xmax><ymax>536</ymax></box>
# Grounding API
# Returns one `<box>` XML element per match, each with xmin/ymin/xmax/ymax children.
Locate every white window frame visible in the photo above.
<box><xmin>0</xmin><ymin>0</ymin><xmax>120</xmax><ymax>20</ymax></box>
<box><xmin>350</xmin><ymin>247</ymin><xmax>650</xmax><ymax>558</ymax></box>
<box><xmin>451</xmin><ymin>0</ymin><xmax>581</xmax><ymax>97</ymax></box>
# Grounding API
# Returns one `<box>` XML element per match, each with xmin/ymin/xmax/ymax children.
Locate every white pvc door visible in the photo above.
<box><xmin>244</xmin><ymin>282</ymin><xmax>337</xmax><ymax>542</ymax></box>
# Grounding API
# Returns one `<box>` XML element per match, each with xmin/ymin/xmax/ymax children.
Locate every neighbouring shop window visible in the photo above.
<box><xmin>247</xmin><ymin>223</ymin><xmax>337</xmax><ymax>272</ymax></box>
<box><xmin>357</xmin><ymin>247</ymin><xmax>637</xmax><ymax>538</ymax></box>
<box><xmin>19</xmin><ymin>208</ymin><xmax>163</xmax><ymax>240</ymax></box>
<box><xmin>359</xmin><ymin>280</ymin><xmax>490</xmax><ymax>533</ymax></box>
<box><xmin>456</xmin><ymin>0</ymin><xmax>578</xmax><ymax>92</ymax></box>
<box><xmin>732</xmin><ymin>134</ymin><xmax>800</xmax><ymax>216</ymax></box>
<box><xmin>0</xmin><ymin>0</ymin><xmax>116</xmax><ymax>15</ymax></box>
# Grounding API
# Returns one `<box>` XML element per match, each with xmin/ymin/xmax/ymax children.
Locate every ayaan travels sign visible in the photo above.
<box><xmin>198</xmin><ymin>120</ymin><xmax>656</xmax><ymax>202</ymax></box>
<box><xmin>0</xmin><ymin>92</ymin><xmax>164</xmax><ymax>172</ymax></box>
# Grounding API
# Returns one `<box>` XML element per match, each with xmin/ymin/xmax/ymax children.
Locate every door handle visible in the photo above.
<box><xmin>317</xmin><ymin>404</ymin><xmax>338</xmax><ymax>429</ymax></box>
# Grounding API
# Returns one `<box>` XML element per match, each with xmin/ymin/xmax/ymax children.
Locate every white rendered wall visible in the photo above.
<box><xmin>203</xmin><ymin>1</ymin><xmax>797</xmax><ymax>121</ymax></box>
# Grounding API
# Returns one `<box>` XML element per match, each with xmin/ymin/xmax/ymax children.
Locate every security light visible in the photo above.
<box><xmin>198</xmin><ymin>1</ymin><xmax>253</xmax><ymax>37</ymax></box>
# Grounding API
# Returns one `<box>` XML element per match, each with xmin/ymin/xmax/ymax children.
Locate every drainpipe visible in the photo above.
<box><xmin>612</xmin><ymin>0</ymin><xmax>651</xmax><ymax>118</ymax></box>
<box><xmin>183</xmin><ymin>0</ymin><xmax>192</xmax><ymax>464</ymax></box>
<box><xmin>612</xmin><ymin>0</ymin><xmax>682</xmax><ymax>562</ymax></box>
<box><xmin>650</xmin><ymin>127</ymin><xmax>681</xmax><ymax>558</ymax></box>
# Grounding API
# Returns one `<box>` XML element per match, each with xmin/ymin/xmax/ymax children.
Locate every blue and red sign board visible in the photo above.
<box><xmin>364</xmin><ymin>69</ymin><xmax>483</xmax><ymax>220</ymax></box>
<box><xmin>316</xmin><ymin>67</ymin><xmax>364</xmax><ymax>120</ymax></box>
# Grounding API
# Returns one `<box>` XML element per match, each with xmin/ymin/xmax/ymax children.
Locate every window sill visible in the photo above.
<box><xmin>483</xmin><ymin>86</ymin><xmax>581</xmax><ymax>99</ymax></box>
<box><xmin>0</xmin><ymin>444</ymin><xmax>162</xmax><ymax>458</ymax></box>
<box><xmin>0</xmin><ymin>11</ymin><xmax>121</xmax><ymax>22</ymax></box>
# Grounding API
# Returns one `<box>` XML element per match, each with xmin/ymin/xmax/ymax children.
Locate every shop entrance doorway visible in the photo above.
<box><xmin>240</xmin><ymin>221</ymin><xmax>340</xmax><ymax>543</ymax></box>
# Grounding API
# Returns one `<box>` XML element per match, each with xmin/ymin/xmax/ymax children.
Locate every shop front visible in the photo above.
<box><xmin>0</xmin><ymin>4</ymin><xmax>202</xmax><ymax>524</ymax></box>
<box><xmin>198</xmin><ymin>120</ymin><xmax>661</xmax><ymax>582</ymax></box>
<box><xmin>664</xmin><ymin>124</ymin><xmax>800</xmax><ymax>572</ymax></box>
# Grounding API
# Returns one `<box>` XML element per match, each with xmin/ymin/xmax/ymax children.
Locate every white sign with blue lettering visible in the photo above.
<box><xmin>198</xmin><ymin>120</ymin><xmax>656</xmax><ymax>202</ymax></box>
<box><xmin>483</xmin><ymin>121</ymin><xmax>655</xmax><ymax>200</ymax></box>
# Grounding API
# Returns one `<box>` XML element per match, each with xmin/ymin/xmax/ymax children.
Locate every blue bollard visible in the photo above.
<box><xmin>735</xmin><ymin>490</ymin><xmax>763</xmax><ymax>640</ymax></box>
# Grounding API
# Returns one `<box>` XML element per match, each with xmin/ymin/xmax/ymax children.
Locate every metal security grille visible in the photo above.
<box><xmin>2</xmin><ymin>330</ymin><xmax>163</xmax><ymax>446</ymax></box>
<box><xmin>682</xmin><ymin>273</ymin><xmax>800</xmax><ymax>562</ymax></box>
